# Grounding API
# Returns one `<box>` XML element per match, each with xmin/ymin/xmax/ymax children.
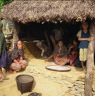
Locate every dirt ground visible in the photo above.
<box><xmin>0</xmin><ymin>44</ymin><xmax>94</xmax><ymax>96</ymax></box>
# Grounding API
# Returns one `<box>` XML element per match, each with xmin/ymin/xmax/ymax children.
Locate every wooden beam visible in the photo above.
<box><xmin>84</xmin><ymin>41</ymin><xmax>94</xmax><ymax>96</ymax></box>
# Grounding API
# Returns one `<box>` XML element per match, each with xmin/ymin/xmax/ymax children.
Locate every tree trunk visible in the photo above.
<box><xmin>84</xmin><ymin>41</ymin><xmax>94</xmax><ymax>96</ymax></box>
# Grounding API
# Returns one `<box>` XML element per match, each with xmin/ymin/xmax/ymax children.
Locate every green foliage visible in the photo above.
<box><xmin>0</xmin><ymin>0</ymin><xmax>13</xmax><ymax>11</ymax></box>
<box><xmin>0</xmin><ymin>0</ymin><xmax>4</xmax><ymax>10</ymax></box>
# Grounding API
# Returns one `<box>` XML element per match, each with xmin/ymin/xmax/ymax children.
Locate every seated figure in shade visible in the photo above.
<box><xmin>33</xmin><ymin>40</ymin><xmax>51</xmax><ymax>58</ymax></box>
<box><xmin>48</xmin><ymin>40</ymin><xmax>69</xmax><ymax>66</ymax></box>
<box><xmin>10</xmin><ymin>40</ymin><xmax>27</xmax><ymax>72</ymax></box>
<box><xmin>68</xmin><ymin>40</ymin><xmax>78</xmax><ymax>66</ymax></box>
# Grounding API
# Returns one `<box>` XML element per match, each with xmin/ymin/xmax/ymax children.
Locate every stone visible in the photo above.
<box><xmin>75</xmin><ymin>93</ymin><xmax>81</xmax><ymax>96</ymax></box>
<box><xmin>93</xmin><ymin>87</ymin><xmax>95</xmax><ymax>92</ymax></box>
<box><xmin>75</xmin><ymin>81</ymin><xmax>84</xmax><ymax>85</ymax></box>
<box><xmin>78</xmin><ymin>84</ymin><xmax>84</xmax><ymax>89</ymax></box>
<box><xmin>81</xmin><ymin>93</ymin><xmax>84</xmax><ymax>96</ymax></box>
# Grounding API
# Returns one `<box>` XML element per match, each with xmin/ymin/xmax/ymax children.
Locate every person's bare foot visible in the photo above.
<box><xmin>1</xmin><ymin>68</ymin><xmax>7</xmax><ymax>80</ymax></box>
<box><xmin>0</xmin><ymin>74</ymin><xmax>4</xmax><ymax>82</ymax></box>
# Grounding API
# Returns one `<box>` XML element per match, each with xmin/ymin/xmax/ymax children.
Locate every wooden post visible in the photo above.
<box><xmin>11</xmin><ymin>22</ymin><xmax>19</xmax><ymax>49</ymax></box>
<box><xmin>12</xmin><ymin>28</ymin><xmax>19</xmax><ymax>48</ymax></box>
<box><xmin>84</xmin><ymin>41</ymin><xmax>94</xmax><ymax>96</ymax></box>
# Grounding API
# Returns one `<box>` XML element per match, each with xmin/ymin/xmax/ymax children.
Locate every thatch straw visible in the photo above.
<box><xmin>1</xmin><ymin>0</ymin><xmax>95</xmax><ymax>23</ymax></box>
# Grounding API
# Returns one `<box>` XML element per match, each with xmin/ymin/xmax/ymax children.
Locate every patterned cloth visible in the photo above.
<box><xmin>10</xmin><ymin>45</ymin><xmax>27</xmax><ymax>71</ymax></box>
<box><xmin>11</xmin><ymin>48</ymin><xmax>24</xmax><ymax>61</ymax></box>
<box><xmin>79</xmin><ymin>48</ymin><xmax>88</xmax><ymax>62</ymax></box>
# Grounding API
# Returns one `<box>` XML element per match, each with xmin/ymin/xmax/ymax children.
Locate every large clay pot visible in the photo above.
<box><xmin>16</xmin><ymin>74</ymin><xmax>34</xmax><ymax>94</ymax></box>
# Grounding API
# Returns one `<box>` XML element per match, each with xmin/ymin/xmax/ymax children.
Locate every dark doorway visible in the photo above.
<box><xmin>18</xmin><ymin>21</ymin><xmax>81</xmax><ymax>45</ymax></box>
<box><xmin>17</xmin><ymin>21</ymin><xmax>81</xmax><ymax>58</ymax></box>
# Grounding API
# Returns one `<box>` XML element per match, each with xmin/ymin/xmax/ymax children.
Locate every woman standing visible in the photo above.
<box><xmin>77</xmin><ymin>22</ymin><xmax>94</xmax><ymax>69</ymax></box>
<box><xmin>0</xmin><ymin>25</ymin><xmax>8</xmax><ymax>81</ymax></box>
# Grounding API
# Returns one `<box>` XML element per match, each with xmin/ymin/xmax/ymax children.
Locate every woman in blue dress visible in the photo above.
<box><xmin>77</xmin><ymin>22</ymin><xmax>94</xmax><ymax>69</ymax></box>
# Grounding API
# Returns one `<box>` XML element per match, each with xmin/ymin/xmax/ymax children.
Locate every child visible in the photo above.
<box><xmin>10</xmin><ymin>40</ymin><xmax>27</xmax><ymax>72</ymax></box>
<box><xmin>68</xmin><ymin>40</ymin><xmax>78</xmax><ymax>65</ymax></box>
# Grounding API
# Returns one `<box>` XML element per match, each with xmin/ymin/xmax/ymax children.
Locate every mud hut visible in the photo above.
<box><xmin>1</xmin><ymin>0</ymin><xmax>95</xmax><ymax>96</ymax></box>
<box><xmin>1</xmin><ymin>0</ymin><xmax>95</xmax><ymax>44</ymax></box>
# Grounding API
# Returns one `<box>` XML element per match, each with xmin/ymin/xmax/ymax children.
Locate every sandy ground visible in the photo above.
<box><xmin>0</xmin><ymin>63</ymin><xmax>85</xmax><ymax>96</ymax></box>
<box><xmin>0</xmin><ymin>59</ymin><xmax>85</xmax><ymax>96</ymax></box>
<box><xmin>0</xmin><ymin>45</ymin><xmax>91</xmax><ymax>96</ymax></box>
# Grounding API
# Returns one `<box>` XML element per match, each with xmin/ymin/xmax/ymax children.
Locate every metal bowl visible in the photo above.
<box><xmin>46</xmin><ymin>65</ymin><xmax>71</xmax><ymax>72</ymax></box>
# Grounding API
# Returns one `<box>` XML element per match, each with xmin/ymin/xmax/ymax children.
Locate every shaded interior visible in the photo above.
<box><xmin>16</xmin><ymin>21</ymin><xmax>82</xmax><ymax>58</ymax></box>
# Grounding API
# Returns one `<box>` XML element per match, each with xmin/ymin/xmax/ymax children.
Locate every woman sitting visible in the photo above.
<box><xmin>48</xmin><ymin>41</ymin><xmax>69</xmax><ymax>66</ymax></box>
<box><xmin>10</xmin><ymin>40</ymin><xmax>27</xmax><ymax>72</ymax></box>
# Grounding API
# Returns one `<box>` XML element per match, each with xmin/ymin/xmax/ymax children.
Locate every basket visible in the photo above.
<box><xmin>16</xmin><ymin>74</ymin><xmax>34</xmax><ymax>94</ymax></box>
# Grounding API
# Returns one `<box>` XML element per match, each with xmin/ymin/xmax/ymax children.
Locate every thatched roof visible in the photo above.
<box><xmin>1</xmin><ymin>0</ymin><xmax>95</xmax><ymax>23</ymax></box>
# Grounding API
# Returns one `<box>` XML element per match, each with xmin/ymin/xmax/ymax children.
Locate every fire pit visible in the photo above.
<box><xmin>16</xmin><ymin>74</ymin><xmax>34</xmax><ymax>94</ymax></box>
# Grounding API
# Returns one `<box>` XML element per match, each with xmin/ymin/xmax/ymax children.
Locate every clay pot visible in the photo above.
<box><xmin>16</xmin><ymin>74</ymin><xmax>34</xmax><ymax>94</ymax></box>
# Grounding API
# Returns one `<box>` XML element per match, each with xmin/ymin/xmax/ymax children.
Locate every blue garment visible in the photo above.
<box><xmin>0</xmin><ymin>49</ymin><xmax>8</xmax><ymax>68</ymax></box>
<box><xmin>79</xmin><ymin>31</ymin><xmax>90</xmax><ymax>49</ymax></box>
<box><xmin>0</xmin><ymin>32</ymin><xmax>8</xmax><ymax>68</ymax></box>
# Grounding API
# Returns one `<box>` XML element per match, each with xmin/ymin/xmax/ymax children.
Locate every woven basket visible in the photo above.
<box><xmin>16</xmin><ymin>74</ymin><xmax>34</xmax><ymax>94</ymax></box>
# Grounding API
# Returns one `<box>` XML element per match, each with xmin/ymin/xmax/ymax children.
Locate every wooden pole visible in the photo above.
<box><xmin>84</xmin><ymin>41</ymin><xmax>94</xmax><ymax>96</ymax></box>
<box><xmin>11</xmin><ymin>22</ymin><xmax>19</xmax><ymax>49</ymax></box>
<box><xmin>44</xmin><ymin>31</ymin><xmax>51</xmax><ymax>49</ymax></box>
<box><xmin>12</xmin><ymin>28</ymin><xmax>19</xmax><ymax>48</ymax></box>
